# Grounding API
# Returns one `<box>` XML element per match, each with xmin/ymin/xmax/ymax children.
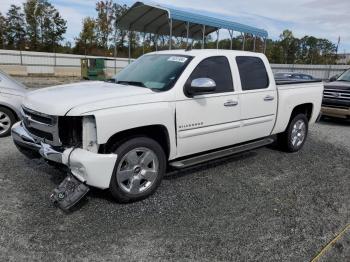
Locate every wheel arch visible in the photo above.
<box><xmin>0</xmin><ymin>104</ymin><xmax>20</xmax><ymax>121</ymax></box>
<box><xmin>289</xmin><ymin>103</ymin><xmax>313</xmax><ymax>122</ymax></box>
<box><xmin>101</xmin><ymin>125</ymin><xmax>171</xmax><ymax>159</ymax></box>
<box><xmin>272</xmin><ymin>102</ymin><xmax>315</xmax><ymax>135</ymax></box>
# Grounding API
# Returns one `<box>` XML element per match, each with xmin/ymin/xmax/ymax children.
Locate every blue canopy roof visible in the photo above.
<box><xmin>117</xmin><ymin>2</ymin><xmax>268</xmax><ymax>39</ymax></box>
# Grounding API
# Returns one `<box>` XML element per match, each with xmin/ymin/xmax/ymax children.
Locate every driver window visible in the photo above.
<box><xmin>187</xmin><ymin>56</ymin><xmax>234</xmax><ymax>93</ymax></box>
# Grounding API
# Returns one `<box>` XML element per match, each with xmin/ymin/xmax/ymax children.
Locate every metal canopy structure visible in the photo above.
<box><xmin>117</xmin><ymin>1</ymin><xmax>268</xmax><ymax>57</ymax></box>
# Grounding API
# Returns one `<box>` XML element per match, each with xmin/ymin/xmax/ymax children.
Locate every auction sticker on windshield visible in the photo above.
<box><xmin>168</xmin><ymin>56</ymin><xmax>188</xmax><ymax>63</ymax></box>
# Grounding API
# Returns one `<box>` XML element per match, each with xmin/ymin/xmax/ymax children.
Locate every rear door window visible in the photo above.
<box><xmin>236</xmin><ymin>56</ymin><xmax>269</xmax><ymax>91</ymax></box>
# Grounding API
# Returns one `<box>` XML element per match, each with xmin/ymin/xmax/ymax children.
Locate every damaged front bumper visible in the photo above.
<box><xmin>12</xmin><ymin>122</ymin><xmax>118</xmax><ymax>189</ymax></box>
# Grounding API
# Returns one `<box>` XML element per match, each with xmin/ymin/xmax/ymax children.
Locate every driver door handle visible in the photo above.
<box><xmin>224</xmin><ymin>100</ymin><xmax>239</xmax><ymax>107</ymax></box>
<box><xmin>264</xmin><ymin>95</ymin><xmax>275</xmax><ymax>101</ymax></box>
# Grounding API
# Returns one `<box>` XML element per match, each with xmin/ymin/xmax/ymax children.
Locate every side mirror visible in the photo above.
<box><xmin>329</xmin><ymin>75</ymin><xmax>339</xmax><ymax>82</ymax></box>
<box><xmin>187</xmin><ymin>78</ymin><xmax>216</xmax><ymax>96</ymax></box>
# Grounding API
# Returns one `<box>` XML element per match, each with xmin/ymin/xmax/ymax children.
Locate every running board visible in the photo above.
<box><xmin>169</xmin><ymin>138</ymin><xmax>274</xmax><ymax>169</ymax></box>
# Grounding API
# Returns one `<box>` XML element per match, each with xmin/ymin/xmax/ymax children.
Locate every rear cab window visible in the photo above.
<box><xmin>236</xmin><ymin>56</ymin><xmax>269</xmax><ymax>91</ymax></box>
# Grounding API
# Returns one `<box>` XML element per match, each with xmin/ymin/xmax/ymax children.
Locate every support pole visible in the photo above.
<box><xmin>54</xmin><ymin>51</ymin><xmax>57</xmax><ymax>67</ymax></box>
<box><xmin>253</xmin><ymin>36</ymin><xmax>256</xmax><ymax>52</ymax></box>
<box><xmin>202</xmin><ymin>25</ymin><xmax>206</xmax><ymax>49</ymax></box>
<box><xmin>169</xmin><ymin>19</ymin><xmax>173</xmax><ymax>50</ymax></box>
<box><xmin>229</xmin><ymin>30</ymin><xmax>234</xmax><ymax>50</ymax></box>
<box><xmin>114</xmin><ymin>31</ymin><xmax>117</xmax><ymax>74</ymax></box>
<box><xmin>242</xmin><ymin>33</ymin><xmax>246</xmax><ymax>51</ymax></box>
<box><xmin>216</xmin><ymin>30</ymin><xmax>220</xmax><ymax>49</ymax></box>
<box><xmin>186</xmin><ymin>22</ymin><xmax>190</xmax><ymax>48</ymax></box>
<box><xmin>128</xmin><ymin>31</ymin><xmax>131</xmax><ymax>64</ymax></box>
<box><xmin>142</xmin><ymin>32</ymin><xmax>146</xmax><ymax>55</ymax></box>
<box><xmin>155</xmin><ymin>34</ymin><xmax>158</xmax><ymax>52</ymax></box>
<box><xmin>20</xmin><ymin>49</ymin><xmax>23</xmax><ymax>65</ymax></box>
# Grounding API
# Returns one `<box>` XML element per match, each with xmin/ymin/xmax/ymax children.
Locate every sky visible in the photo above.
<box><xmin>1</xmin><ymin>0</ymin><xmax>349</xmax><ymax>52</ymax></box>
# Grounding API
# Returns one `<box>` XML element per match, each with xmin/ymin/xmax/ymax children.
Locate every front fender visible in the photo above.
<box><xmin>85</xmin><ymin>102</ymin><xmax>177</xmax><ymax>159</ymax></box>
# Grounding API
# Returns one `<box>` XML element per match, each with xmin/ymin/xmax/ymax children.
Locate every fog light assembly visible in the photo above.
<box><xmin>50</xmin><ymin>174</ymin><xmax>90</xmax><ymax>212</ymax></box>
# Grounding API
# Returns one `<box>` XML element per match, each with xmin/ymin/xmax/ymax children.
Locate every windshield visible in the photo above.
<box><xmin>113</xmin><ymin>54</ymin><xmax>192</xmax><ymax>91</ymax></box>
<box><xmin>338</xmin><ymin>69</ymin><xmax>350</xmax><ymax>82</ymax></box>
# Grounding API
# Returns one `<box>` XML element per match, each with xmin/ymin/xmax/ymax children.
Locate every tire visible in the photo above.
<box><xmin>278</xmin><ymin>114</ymin><xmax>309</xmax><ymax>153</ymax></box>
<box><xmin>109</xmin><ymin>137</ymin><xmax>166</xmax><ymax>203</ymax></box>
<box><xmin>0</xmin><ymin>107</ymin><xmax>16</xmax><ymax>138</ymax></box>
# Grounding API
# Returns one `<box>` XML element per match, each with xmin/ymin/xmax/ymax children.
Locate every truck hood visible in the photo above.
<box><xmin>23</xmin><ymin>81</ymin><xmax>156</xmax><ymax>116</ymax></box>
<box><xmin>324</xmin><ymin>81</ymin><xmax>350</xmax><ymax>91</ymax></box>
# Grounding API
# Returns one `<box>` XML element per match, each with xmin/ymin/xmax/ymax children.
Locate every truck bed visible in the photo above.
<box><xmin>276</xmin><ymin>79</ymin><xmax>323</xmax><ymax>86</ymax></box>
<box><xmin>271</xmin><ymin>80</ymin><xmax>324</xmax><ymax>135</ymax></box>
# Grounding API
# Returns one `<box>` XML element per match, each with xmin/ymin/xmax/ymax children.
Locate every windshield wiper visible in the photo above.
<box><xmin>116</xmin><ymin>81</ymin><xmax>146</xmax><ymax>88</ymax></box>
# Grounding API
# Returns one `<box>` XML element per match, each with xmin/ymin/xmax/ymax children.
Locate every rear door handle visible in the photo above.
<box><xmin>264</xmin><ymin>95</ymin><xmax>275</xmax><ymax>101</ymax></box>
<box><xmin>224</xmin><ymin>100</ymin><xmax>239</xmax><ymax>107</ymax></box>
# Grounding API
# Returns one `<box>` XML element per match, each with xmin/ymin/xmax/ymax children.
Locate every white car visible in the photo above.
<box><xmin>0</xmin><ymin>70</ymin><xmax>26</xmax><ymax>137</ymax></box>
<box><xmin>12</xmin><ymin>50</ymin><xmax>324</xmax><ymax>205</ymax></box>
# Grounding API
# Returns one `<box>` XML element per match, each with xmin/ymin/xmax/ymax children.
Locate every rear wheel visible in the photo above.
<box><xmin>278</xmin><ymin>114</ymin><xmax>308</xmax><ymax>153</ymax></box>
<box><xmin>109</xmin><ymin>137</ymin><xmax>166</xmax><ymax>203</ymax></box>
<box><xmin>0</xmin><ymin>107</ymin><xmax>16</xmax><ymax>137</ymax></box>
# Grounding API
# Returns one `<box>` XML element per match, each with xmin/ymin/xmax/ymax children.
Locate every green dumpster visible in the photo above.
<box><xmin>81</xmin><ymin>58</ymin><xmax>106</xmax><ymax>81</ymax></box>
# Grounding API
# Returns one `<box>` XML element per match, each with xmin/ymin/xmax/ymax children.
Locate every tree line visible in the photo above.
<box><xmin>0</xmin><ymin>0</ymin><xmax>345</xmax><ymax>65</ymax></box>
<box><xmin>0</xmin><ymin>0</ymin><xmax>67</xmax><ymax>52</ymax></box>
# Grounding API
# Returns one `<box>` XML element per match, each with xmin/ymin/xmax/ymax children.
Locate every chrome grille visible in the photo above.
<box><xmin>323</xmin><ymin>89</ymin><xmax>350</xmax><ymax>101</ymax></box>
<box><xmin>22</xmin><ymin>107</ymin><xmax>61</xmax><ymax>146</ymax></box>
<box><xmin>22</xmin><ymin>107</ymin><xmax>53</xmax><ymax>125</ymax></box>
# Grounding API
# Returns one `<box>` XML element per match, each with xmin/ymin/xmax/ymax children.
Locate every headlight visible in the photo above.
<box><xmin>58</xmin><ymin>116</ymin><xmax>83</xmax><ymax>147</ymax></box>
<box><xmin>58</xmin><ymin>116</ymin><xmax>98</xmax><ymax>152</ymax></box>
<box><xmin>82</xmin><ymin>116</ymin><xmax>98</xmax><ymax>153</ymax></box>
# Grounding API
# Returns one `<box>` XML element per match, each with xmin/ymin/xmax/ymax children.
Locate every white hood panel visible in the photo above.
<box><xmin>23</xmin><ymin>81</ymin><xmax>155</xmax><ymax>115</ymax></box>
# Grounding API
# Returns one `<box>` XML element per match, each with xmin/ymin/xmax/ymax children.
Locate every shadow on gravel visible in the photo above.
<box><xmin>89</xmin><ymin>151</ymin><xmax>258</xmax><ymax>205</ymax></box>
<box><xmin>319</xmin><ymin>117</ymin><xmax>350</xmax><ymax>126</ymax></box>
<box><xmin>165</xmin><ymin>151</ymin><xmax>258</xmax><ymax>180</ymax></box>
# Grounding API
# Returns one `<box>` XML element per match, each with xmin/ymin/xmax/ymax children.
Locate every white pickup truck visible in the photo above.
<box><xmin>12</xmin><ymin>50</ymin><xmax>323</xmax><ymax>205</ymax></box>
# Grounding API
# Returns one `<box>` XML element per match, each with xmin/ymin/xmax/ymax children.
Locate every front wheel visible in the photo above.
<box><xmin>278</xmin><ymin>114</ymin><xmax>309</xmax><ymax>153</ymax></box>
<box><xmin>109</xmin><ymin>137</ymin><xmax>166</xmax><ymax>203</ymax></box>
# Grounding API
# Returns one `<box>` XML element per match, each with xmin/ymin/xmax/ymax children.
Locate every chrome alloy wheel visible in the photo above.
<box><xmin>0</xmin><ymin>111</ymin><xmax>11</xmax><ymax>136</ymax></box>
<box><xmin>116</xmin><ymin>147</ymin><xmax>159</xmax><ymax>195</ymax></box>
<box><xmin>291</xmin><ymin>119</ymin><xmax>306</xmax><ymax>148</ymax></box>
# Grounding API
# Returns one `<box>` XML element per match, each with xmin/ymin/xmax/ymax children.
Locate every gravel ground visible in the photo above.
<box><xmin>0</xmin><ymin>119</ymin><xmax>349</xmax><ymax>262</ymax></box>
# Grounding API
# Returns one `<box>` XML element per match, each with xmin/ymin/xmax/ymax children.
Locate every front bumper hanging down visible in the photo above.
<box><xmin>12</xmin><ymin>122</ymin><xmax>118</xmax><ymax>189</ymax></box>
<box><xmin>12</xmin><ymin>122</ymin><xmax>118</xmax><ymax>210</ymax></box>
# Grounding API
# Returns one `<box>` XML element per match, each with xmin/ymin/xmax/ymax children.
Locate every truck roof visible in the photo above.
<box><xmin>147</xmin><ymin>49</ymin><xmax>266</xmax><ymax>58</ymax></box>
